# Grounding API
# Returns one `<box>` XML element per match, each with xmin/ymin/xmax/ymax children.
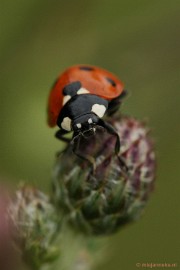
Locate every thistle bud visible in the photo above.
<box><xmin>0</xmin><ymin>185</ymin><xmax>18</xmax><ymax>270</ymax></box>
<box><xmin>8</xmin><ymin>186</ymin><xmax>60</xmax><ymax>270</ymax></box>
<box><xmin>52</xmin><ymin>116</ymin><xmax>156</xmax><ymax>235</ymax></box>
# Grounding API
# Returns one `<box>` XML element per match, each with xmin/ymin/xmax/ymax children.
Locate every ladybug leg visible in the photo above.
<box><xmin>117</xmin><ymin>156</ymin><xmax>128</xmax><ymax>173</ymax></box>
<box><xmin>55</xmin><ymin>129</ymin><xmax>71</xmax><ymax>143</ymax></box>
<box><xmin>98</xmin><ymin>119</ymin><xmax>120</xmax><ymax>153</ymax></box>
<box><xmin>107</xmin><ymin>89</ymin><xmax>128</xmax><ymax>116</ymax></box>
<box><xmin>72</xmin><ymin>136</ymin><xmax>96</xmax><ymax>173</ymax></box>
<box><xmin>98</xmin><ymin>119</ymin><xmax>128</xmax><ymax>172</ymax></box>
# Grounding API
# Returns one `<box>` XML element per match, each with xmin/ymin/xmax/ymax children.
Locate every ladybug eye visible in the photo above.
<box><xmin>106</xmin><ymin>77</ymin><xmax>116</xmax><ymax>87</ymax></box>
<box><xmin>79</xmin><ymin>66</ymin><xmax>94</xmax><ymax>71</ymax></box>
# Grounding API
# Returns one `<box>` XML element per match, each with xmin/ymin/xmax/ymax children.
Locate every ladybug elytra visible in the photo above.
<box><xmin>47</xmin><ymin>64</ymin><xmax>127</xmax><ymax>167</ymax></box>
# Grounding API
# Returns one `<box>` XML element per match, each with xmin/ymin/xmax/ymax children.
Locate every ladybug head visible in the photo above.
<box><xmin>72</xmin><ymin>113</ymin><xmax>99</xmax><ymax>139</ymax></box>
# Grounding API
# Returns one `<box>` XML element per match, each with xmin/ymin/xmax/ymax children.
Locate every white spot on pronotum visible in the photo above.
<box><xmin>76</xmin><ymin>123</ymin><xmax>82</xmax><ymax>129</ymax></box>
<box><xmin>91</xmin><ymin>104</ymin><xmax>106</xmax><ymax>118</ymax></box>
<box><xmin>88</xmin><ymin>118</ymin><xmax>93</xmax><ymax>124</ymax></box>
<box><xmin>63</xmin><ymin>95</ymin><xmax>71</xmax><ymax>105</ymax></box>
<box><xmin>61</xmin><ymin>117</ymin><xmax>72</xmax><ymax>131</ymax></box>
<box><xmin>77</xmin><ymin>87</ymin><xmax>90</xmax><ymax>94</ymax></box>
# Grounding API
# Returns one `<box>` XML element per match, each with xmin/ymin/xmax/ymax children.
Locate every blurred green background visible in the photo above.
<box><xmin>0</xmin><ymin>0</ymin><xmax>179</xmax><ymax>269</ymax></box>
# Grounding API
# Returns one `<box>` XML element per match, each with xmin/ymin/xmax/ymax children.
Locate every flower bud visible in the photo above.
<box><xmin>8</xmin><ymin>186</ymin><xmax>60</xmax><ymax>269</ymax></box>
<box><xmin>0</xmin><ymin>185</ymin><xmax>18</xmax><ymax>270</ymax></box>
<box><xmin>52</xmin><ymin>116</ymin><xmax>156</xmax><ymax>235</ymax></box>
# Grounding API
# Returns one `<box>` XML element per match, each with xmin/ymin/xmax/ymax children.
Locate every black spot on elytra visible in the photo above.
<box><xmin>63</xmin><ymin>81</ymin><xmax>82</xmax><ymax>96</ymax></box>
<box><xmin>106</xmin><ymin>77</ymin><xmax>116</xmax><ymax>87</ymax></box>
<box><xmin>79</xmin><ymin>66</ymin><xmax>94</xmax><ymax>71</ymax></box>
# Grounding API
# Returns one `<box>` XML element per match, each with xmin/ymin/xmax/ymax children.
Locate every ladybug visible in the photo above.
<box><xmin>47</xmin><ymin>65</ymin><xmax>127</xmax><ymax>167</ymax></box>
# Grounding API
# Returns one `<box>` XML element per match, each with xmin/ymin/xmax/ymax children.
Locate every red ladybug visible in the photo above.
<box><xmin>47</xmin><ymin>65</ymin><xmax>127</xmax><ymax>166</ymax></box>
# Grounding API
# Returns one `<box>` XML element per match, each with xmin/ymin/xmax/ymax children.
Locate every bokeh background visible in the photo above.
<box><xmin>0</xmin><ymin>0</ymin><xmax>179</xmax><ymax>269</ymax></box>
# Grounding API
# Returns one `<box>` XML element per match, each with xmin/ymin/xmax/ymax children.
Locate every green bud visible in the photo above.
<box><xmin>52</xmin><ymin>116</ymin><xmax>156</xmax><ymax>235</ymax></box>
<box><xmin>8</xmin><ymin>186</ymin><xmax>60</xmax><ymax>270</ymax></box>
